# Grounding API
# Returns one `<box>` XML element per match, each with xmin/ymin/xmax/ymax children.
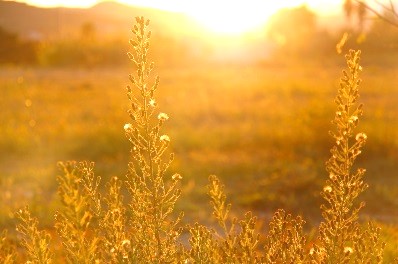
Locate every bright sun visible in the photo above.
<box><xmin>20</xmin><ymin>0</ymin><xmax>285</xmax><ymax>36</ymax></box>
<box><xmin>20</xmin><ymin>0</ymin><xmax>338</xmax><ymax>36</ymax></box>
<box><xmin>117</xmin><ymin>0</ymin><xmax>317</xmax><ymax>36</ymax></box>
<box><xmin>183</xmin><ymin>1</ymin><xmax>287</xmax><ymax>35</ymax></box>
<box><xmin>137</xmin><ymin>0</ymin><xmax>344</xmax><ymax>37</ymax></box>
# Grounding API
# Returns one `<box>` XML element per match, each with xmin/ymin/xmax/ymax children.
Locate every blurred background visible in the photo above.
<box><xmin>0</xmin><ymin>0</ymin><xmax>397</xmax><ymax>235</ymax></box>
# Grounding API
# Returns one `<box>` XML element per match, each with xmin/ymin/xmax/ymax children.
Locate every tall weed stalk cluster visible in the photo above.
<box><xmin>0</xmin><ymin>17</ymin><xmax>391</xmax><ymax>263</ymax></box>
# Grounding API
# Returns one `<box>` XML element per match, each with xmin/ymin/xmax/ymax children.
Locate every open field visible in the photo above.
<box><xmin>0</xmin><ymin>61</ymin><xmax>398</xmax><ymax>231</ymax></box>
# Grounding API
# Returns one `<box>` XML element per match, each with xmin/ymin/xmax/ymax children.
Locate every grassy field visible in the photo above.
<box><xmin>0</xmin><ymin>61</ymin><xmax>397</xmax><ymax>232</ymax></box>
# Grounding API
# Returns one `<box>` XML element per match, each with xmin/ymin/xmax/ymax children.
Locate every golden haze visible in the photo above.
<box><xmin>15</xmin><ymin>0</ymin><xmax>341</xmax><ymax>35</ymax></box>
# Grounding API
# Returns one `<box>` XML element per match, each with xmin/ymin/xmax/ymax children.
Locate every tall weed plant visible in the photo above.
<box><xmin>0</xmin><ymin>16</ymin><xmax>393</xmax><ymax>263</ymax></box>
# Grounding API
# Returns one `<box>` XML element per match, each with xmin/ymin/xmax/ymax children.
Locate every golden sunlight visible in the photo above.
<box><xmin>183</xmin><ymin>1</ymin><xmax>284</xmax><ymax>35</ymax></box>
<box><xmin>18</xmin><ymin>0</ymin><xmax>342</xmax><ymax>35</ymax></box>
<box><xmin>125</xmin><ymin>0</ymin><xmax>335</xmax><ymax>36</ymax></box>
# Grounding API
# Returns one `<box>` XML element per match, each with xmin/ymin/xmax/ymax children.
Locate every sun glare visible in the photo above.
<box><xmin>118</xmin><ymin>0</ymin><xmax>323</xmax><ymax>36</ymax></box>
<box><xmin>19</xmin><ymin>0</ymin><xmax>341</xmax><ymax>35</ymax></box>
<box><xmin>183</xmin><ymin>1</ymin><xmax>287</xmax><ymax>35</ymax></box>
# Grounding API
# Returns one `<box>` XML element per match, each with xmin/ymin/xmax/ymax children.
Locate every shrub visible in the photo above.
<box><xmin>0</xmin><ymin>27</ymin><xmax>38</xmax><ymax>65</ymax></box>
<box><xmin>0</xmin><ymin>16</ymin><xmax>392</xmax><ymax>263</ymax></box>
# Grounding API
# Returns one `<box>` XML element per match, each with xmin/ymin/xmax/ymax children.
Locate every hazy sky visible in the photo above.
<box><xmin>11</xmin><ymin>0</ymin><xmax>348</xmax><ymax>35</ymax></box>
<box><xmin>14</xmin><ymin>0</ymin><xmax>343</xmax><ymax>12</ymax></box>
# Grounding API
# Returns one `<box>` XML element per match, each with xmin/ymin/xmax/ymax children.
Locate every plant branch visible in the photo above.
<box><xmin>354</xmin><ymin>0</ymin><xmax>398</xmax><ymax>27</ymax></box>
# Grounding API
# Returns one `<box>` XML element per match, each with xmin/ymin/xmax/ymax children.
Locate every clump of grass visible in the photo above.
<box><xmin>263</xmin><ymin>209</ymin><xmax>306</xmax><ymax>263</ymax></box>
<box><xmin>186</xmin><ymin>175</ymin><xmax>261</xmax><ymax>262</ymax></box>
<box><xmin>100</xmin><ymin>176</ymin><xmax>129</xmax><ymax>262</ymax></box>
<box><xmin>15</xmin><ymin>206</ymin><xmax>52</xmax><ymax>264</ymax></box>
<box><xmin>0</xmin><ymin>230</ymin><xmax>15</xmax><ymax>264</ymax></box>
<box><xmin>55</xmin><ymin>161</ymin><xmax>101</xmax><ymax>263</ymax></box>
<box><xmin>0</xmin><ymin>16</ymin><xmax>392</xmax><ymax>263</ymax></box>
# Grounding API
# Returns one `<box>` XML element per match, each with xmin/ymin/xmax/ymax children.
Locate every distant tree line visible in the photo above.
<box><xmin>266</xmin><ymin>6</ymin><xmax>334</xmax><ymax>59</ymax></box>
<box><xmin>0</xmin><ymin>26</ymin><xmax>38</xmax><ymax>65</ymax></box>
<box><xmin>1</xmin><ymin>6</ymin><xmax>398</xmax><ymax>67</ymax></box>
<box><xmin>266</xmin><ymin>4</ymin><xmax>398</xmax><ymax>63</ymax></box>
<box><xmin>0</xmin><ymin>22</ymin><xmax>189</xmax><ymax>67</ymax></box>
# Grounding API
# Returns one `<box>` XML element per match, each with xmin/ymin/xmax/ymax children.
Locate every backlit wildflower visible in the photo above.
<box><xmin>355</xmin><ymin>132</ymin><xmax>367</xmax><ymax>142</ymax></box>
<box><xmin>323</xmin><ymin>186</ymin><xmax>332</xmax><ymax>193</ymax></box>
<box><xmin>349</xmin><ymin>115</ymin><xmax>358</xmax><ymax>123</ymax></box>
<box><xmin>158</xmin><ymin>112</ymin><xmax>169</xmax><ymax>121</ymax></box>
<box><xmin>344</xmin><ymin>246</ymin><xmax>353</xmax><ymax>254</ymax></box>
<box><xmin>124</xmin><ymin>123</ymin><xmax>133</xmax><ymax>131</ymax></box>
<box><xmin>309</xmin><ymin>247</ymin><xmax>315</xmax><ymax>255</ymax></box>
<box><xmin>121</xmin><ymin>239</ymin><xmax>131</xmax><ymax>246</ymax></box>
<box><xmin>353</xmin><ymin>149</ymin><xmax>362</xmax><ymax>156</ymax></box>
<box><xmin>172</xmin><ymin>174</ymin><xmax>182</xmax><ymax>181</ymax></box>
<box><xmin>149</xmin><ymin>98</ymin><xmax>156</xmax><ymax>107</ymax></box>
<box><xmin>160</xmin><ymin>135</ymin><xmax>170</xmax><ymax>142</ymax></box>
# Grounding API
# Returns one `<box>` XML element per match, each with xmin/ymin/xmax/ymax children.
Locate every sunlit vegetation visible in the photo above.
<box><xmin>0</xmin><ymin>15</ymin><xmax>397</xmax><ymax>262</ymax></box>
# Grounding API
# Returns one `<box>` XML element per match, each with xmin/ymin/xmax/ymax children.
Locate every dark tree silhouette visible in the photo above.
<box><xmin>0</xmin><ymin>27</ymin><xmax>37</xmax><ymax>64</ymax></box>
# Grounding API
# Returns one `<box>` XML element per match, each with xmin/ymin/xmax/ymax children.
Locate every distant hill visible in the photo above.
<box><xmin>0</xmin><ymin>1</ymin><xmax>352</xmax><ymax>65</ymax></box>
<box><xmin>0</xmin><ymin>1</ymin><xmax>197</xmax><ymax>39</ymax></box>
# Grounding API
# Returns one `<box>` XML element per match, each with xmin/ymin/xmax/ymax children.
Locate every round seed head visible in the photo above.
<box><xmin>160</xmin><ymin>135</ymin><xmax>170</xmax><ymax>142</ymax></box>
<box><xmin>355</xmin><ymin>132</ymin><xmax>367</xmax><ymax>142</ymax></box>
<box><xmin>158</xmin><ymin>112</ymin><xmax>169</xmax><ymax>121</ymax></box>
<box><xmin>124</xmin><ymin>123</ymin><xmax>133</xmax><ymax>131</ymax></box>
